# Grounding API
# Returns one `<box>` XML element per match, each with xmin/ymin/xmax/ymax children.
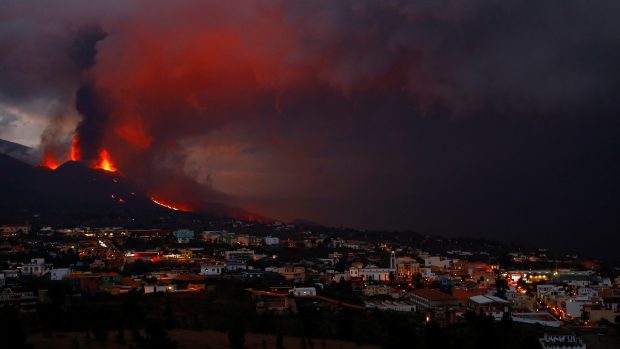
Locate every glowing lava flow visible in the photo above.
<box><xmin>95</xmin><ymin>149</ymin><xmax>117</xmax><ymax>172</ymax></box>
<box><xmin>41</xmin><ymin>154</ymin><xmax>60</xmax><ymax>170</ymax></box>
<box><xmin>150</xmin><ymin>196</ymin><xmax>183</xmax><ymax>211</ymax></box>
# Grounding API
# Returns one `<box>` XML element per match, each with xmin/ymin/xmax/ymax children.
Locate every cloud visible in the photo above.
<box><xmin>0</xmin><ymin>1</ymin><xmax>618</xmax><ymax>256</ymax></box>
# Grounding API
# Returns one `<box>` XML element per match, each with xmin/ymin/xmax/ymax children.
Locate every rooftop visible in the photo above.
<box><xmin>469</xmin><ymin>295</ymin><xmax>510</xmax><ymax>304</ymax></box>
<box><xmin>410</xmin><ymin>288</ymin><xmax>457</xmax><ymax>301</ymax></box>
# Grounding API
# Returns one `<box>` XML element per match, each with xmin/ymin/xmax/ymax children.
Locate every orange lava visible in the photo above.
<box><xmin>41</xmin><ymin>154</ymin><xmax>60</xmax><ymax>170</ymax></box>
<box><xmin>150</xmin><ymin>196</ymin><xmax>185</xmax><ymax>211</ymax></box>
<box><xmin>70</xmin><ymin>136</ymin><xmax>80</xmax><ymax>161</ymax></box>
<box><xmin>95</xmin><ymin>149</ymin><xmax>117</xmax><ymax>172</ymax></box>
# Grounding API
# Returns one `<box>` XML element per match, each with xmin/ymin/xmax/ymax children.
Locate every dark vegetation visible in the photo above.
<box><xmin>16</xmin><ymin>280</ymin><xmax>555</xmax><ymax>349</ymax></box>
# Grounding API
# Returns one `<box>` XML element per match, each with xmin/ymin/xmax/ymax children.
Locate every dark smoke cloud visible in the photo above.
<box><xmin>74</xmin><ymin>84</ymin><xmax>109</xmax><ymax>160</ymax></box>
<box><xmin>67</xmin><ymin>25</ymin><xmax>107</xmax><ymax>70</ymax></box>
<box><xmin>0</xmin><ymin>0</ymin><xmax>619</xmax><ymax>257</ymax></box>
<box><xmin>67</xmin><ymin>26</ymin><xmax>108</xmax><ymax>160</ymax></box>
<box><xmin>65</xmin><ymin>26</ymin><xmax>109</xmax><ymax>161</ymax></box>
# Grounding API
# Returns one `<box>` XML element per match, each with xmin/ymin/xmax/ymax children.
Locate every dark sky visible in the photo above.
<box><xmin>0</xmin><ymin>0</ymin><xmax>618</xmax><ymax>257</ymax></box>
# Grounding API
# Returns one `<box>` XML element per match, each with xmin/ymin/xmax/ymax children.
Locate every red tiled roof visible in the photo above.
<box><xmin>411</xmin><ymin>288</ymin><xmax>457</xmax><ymax>301</ymax></box>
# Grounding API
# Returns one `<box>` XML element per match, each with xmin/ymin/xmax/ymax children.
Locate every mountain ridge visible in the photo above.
<box><xmin>0</xmin><ymin>153</ymin><xmax>269</xmax><ymax>223</ymax></box>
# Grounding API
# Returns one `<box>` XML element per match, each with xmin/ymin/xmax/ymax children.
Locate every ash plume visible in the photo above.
<box><xmin>74</xmin><ymin>83</ymin><xmax>110</xmax><ymax>161</ymax></box>
<box><xmin>35</xmin><ymin>25</ymin><xmax>108</xmax><ymax>164</ymax></box>
<box><xmin>71</xmin><ymin>26</ymin><xmax>109</xmax><ymax>161</ymax></box>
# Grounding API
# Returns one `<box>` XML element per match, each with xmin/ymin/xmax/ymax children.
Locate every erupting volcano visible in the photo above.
<box><xmin>41</xmin><ymin>137</ymin><xmax>118</xmax><ymax>173</ymax></box>
<box><xmin>37</xmin><ymin>122</ymin><xmax>205</xmax><ymax>213</ymax></box>
<box><xmin>38</xmin><ymin>140</ymin><xmax>195</xmax><ymax>213</ymax></box>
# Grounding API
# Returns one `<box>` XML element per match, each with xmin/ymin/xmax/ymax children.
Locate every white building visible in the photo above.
<box><xmin>200</xmin><ymin>264</ymin><xmax>224</xmax><ymax>276</ymax></box>
<box><xmin>2</xmin><ymin>269</ymin><xmax>18</xmax><ymax>278</ymax></box>
<box><xmin>512</xmin><ymin>313</ymin><xmax>561</xmax><ymax>327</ymax></box>
<box><xmin>155</xmin><ymin>284</ymin><xmax>176</xmax><ymax>293</ymax></box>
<box><xmin>224</xmin><ymin>248</ymin><xmax>255</xmax><ymax>261</ymax></box>
<box><xmin>263</xmin><ymin>236</ymin><xmax>280</xmax><ymax>246</ymax></box>
<box><xmin>49</xmin><ymin>268</ymin><xmax>72</xmax><ymax>281</ymax></box>
<box><xmin>566</xmin><ymin>297</ymin><xmax>590</xmax><ymax>318</ymax></box>
<box><xmin>468</xmin><ymin>295</ymin><xmax>511</xmax><ymax>321</ymax></box>
<box><xmin>537</xmin><ymin>284</ymin><xmax>565</xmax><ymax>298</ymax></box>
<box><xmin>292</xmin><ymin>287</ymin><xmax>316</xmax><ymax>297</ymax></box>
<box><xmin>424</xmin><ymin>256</ymin><xmax>452</xmax><ymax>269</ymax></box>
<box><xmin>419</xmin><ymin>267</ymin><xmax>436</xmax><ymax>279</ymax></box>
<box><xmin>21</xmin><ymin>258</ymin><xmax>50</xmax><ymax>277</ymax></box>
<box><xmin>365</xmin><ymin>300</ymin><xmax>416</xmax><ymax>312</ymax></box>
<box><xmin>349</xmin><ymin>266</ymin><xmax>394</xmax><ymax>282</ymax></box>
<box><xmin>577</xmin><ymin>287</ymin><xmax>598</xmax><ymax>298</ymax></box>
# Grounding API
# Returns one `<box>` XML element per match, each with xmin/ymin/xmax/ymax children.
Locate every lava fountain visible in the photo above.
<box><xmin>94</xmin><ymin>149</ymin><xmax>117</xmax><ymax>172</ymax></box>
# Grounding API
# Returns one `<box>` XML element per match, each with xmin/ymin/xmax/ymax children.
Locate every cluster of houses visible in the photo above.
<box><xmin>532</xmin><ymin>271</ymin><xmax>619</xmax><ymax>325</ymax></box>
<box><xmin>0</xmin><ymin>221</ymin><xmax>618</xmax><ymax>349</ymax></box>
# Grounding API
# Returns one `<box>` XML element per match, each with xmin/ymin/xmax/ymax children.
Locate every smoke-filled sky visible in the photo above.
<box><xmin>1</xmin><ymin>0</ymin><xmax>619</xmax><ymax>256</ymax></box>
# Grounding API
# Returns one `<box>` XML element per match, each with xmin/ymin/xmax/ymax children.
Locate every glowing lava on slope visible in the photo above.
<box><xmin>39</xmin><ymin>138</ymin><xmax>193</xmax><ymax>211</ymax></box>
<box><xmin>150</xmin><ymin>196</ymin><xmax>187</xmax><ymax>211</ymax></box>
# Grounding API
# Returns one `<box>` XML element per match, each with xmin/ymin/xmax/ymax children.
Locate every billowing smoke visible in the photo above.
<box><xmin>70</xmin><ymin>26</ymin><xmax>109</xmax><ymax>161</ymax></box>
<box><xmin>0</xmin><ymin>1</ymin><xmax>619</xmax><ymax>256</ymax></box>
<box><xmin>39</xmin><ymin>25</ymin><xmax>110</xmax><ymax>164</ymax></box>
<box><xmin>74</xmin><ymin>83</ymin><xmax>109</xmax><ymax>161</ymax></box>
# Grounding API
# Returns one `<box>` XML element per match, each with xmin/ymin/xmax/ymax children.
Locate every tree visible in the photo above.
<box><xmin>163</xmin><ymin>302</ymin><xmax>176</xmax><ymax>329</ymax></box>
<box><xmin>116</xmin><ymin>330</ymin><xmax>126</xmax><ymax>345</ymax></box>
<box><xmin>299</xmin><ymin>337</ymin><xmax>308</xmax><ymax>349</ymax></box>
<box><xmin>382</xmin><ymin>317</ymin><xmax>414</xmax><ymax>349</ymax></box>
<box><xmin>139</xmin><ymin>321</ymin><xmax>178</xmax><ymax>349</ymax></box>
<box><xmin>581</xmin><ymin>310</ymin><xmax>590</xmax><ymax>324</ymax></box>
<box><xmin>500</xmin><ymin>312</ymin><xmax>513</xmax><ymax>330</ymax></box>
<box><xmin>122</xmin><ymin>290</ymin><xmax>144</xmax><ymax>326</ymax></box>
<box><xmin>131</xmin><ymin>327</ymin><xmax>143</xmax><ymax>344</ymax></box>
<box><xmin>0</xmin><ymin>307</ymin><xmax>30</xmax><ymax>349</ymax></box>
<box><xmin>191</xmin><ymin>314</ymin><xmax>203</xmax><ymax>331</ymax></box>
<box><xmin>92</xmin><ymin>319</ymin><xmax>109</xmax><ymax>344</ymax></box>
<box><xmin>84</xmin><ymin>332</ymin><xmax>92</xmax><ymax>347</ymax></box>
<box><xmin>495</xmin><ymin>279</ymin><xmax>508</xmax><ymax>299</ymax></box>
<box><xmin>354</xmin><ymin>330</ymin><xmax>365</xmax><ymax>347</ymax></box>
<box><xmin>228</xmin><ymin>325</ymin><xmax>246</xmax><ymax>349</ymax></box>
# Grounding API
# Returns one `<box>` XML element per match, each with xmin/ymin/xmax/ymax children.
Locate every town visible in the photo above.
<box><xmin>1</xmin><ymin>220</ymin><xmax>618</xmax><ymax>349</ymax></box>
